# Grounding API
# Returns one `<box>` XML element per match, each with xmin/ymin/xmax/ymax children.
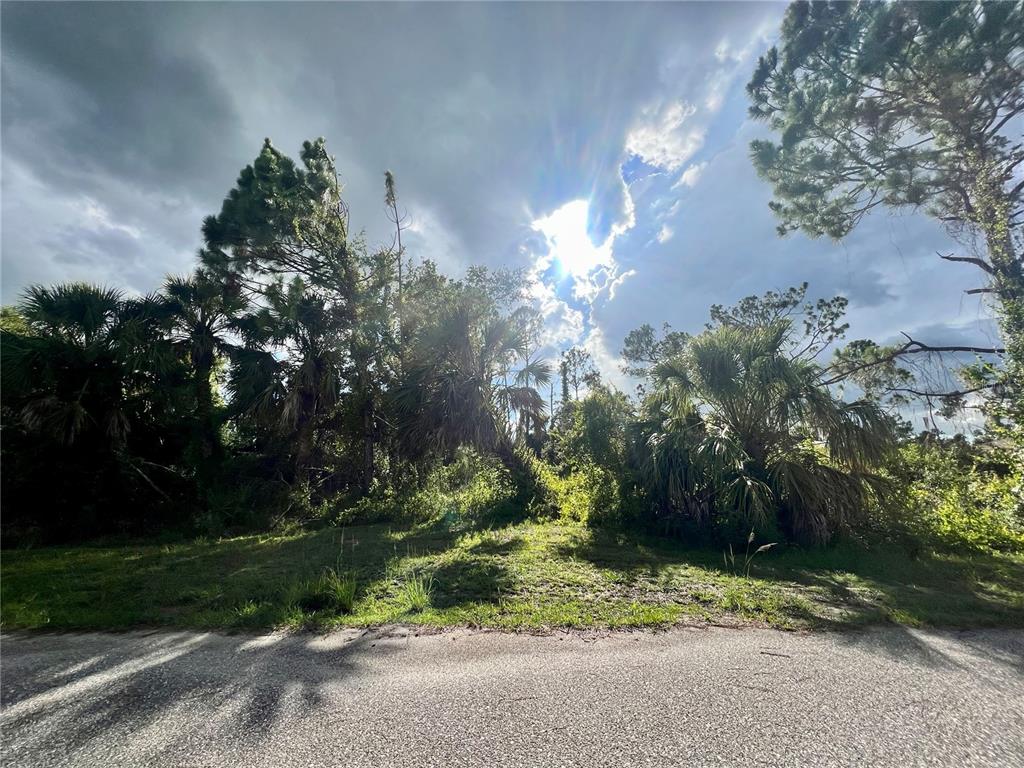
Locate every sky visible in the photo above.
<box><xmin>1</xmin><ymin>2</ymin><xmax>1001</xmax><ymax>407</ymax></box>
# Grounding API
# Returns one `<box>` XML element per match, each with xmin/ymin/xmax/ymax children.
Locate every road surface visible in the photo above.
<box><xmin>2</xmin><ymin>626</ymin><xmax>1022</xmax><ymax>767</ymax></box>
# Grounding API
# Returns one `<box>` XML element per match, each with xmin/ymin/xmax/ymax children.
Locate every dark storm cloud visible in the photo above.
<box><xmin>1</xmin><ymin>2</ymin><xmax>249</xmax><ymax>299</ymax></box>
<box><xmin>2</xmin><ymin>3</ymin><xmax>242</xmax><ymax>196</ymax></box>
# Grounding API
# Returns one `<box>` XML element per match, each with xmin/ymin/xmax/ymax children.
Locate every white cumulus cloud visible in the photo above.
<box><xmin>624</xmin><ymin>101</ymin><xmax>705</xmax><ymax>172</ymax></box>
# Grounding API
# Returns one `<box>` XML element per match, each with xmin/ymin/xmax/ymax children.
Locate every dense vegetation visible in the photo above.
<box><xmin>2</xmin><ymin>1</ymin><xmax>1022</xmax><ymax>630</ymax></box>
<box><xmin>3</xmin><ymin>449</ymin><xmax>1022</xmax><ymax>631</ymax></box>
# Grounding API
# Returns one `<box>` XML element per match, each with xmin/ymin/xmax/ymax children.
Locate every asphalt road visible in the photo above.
<box><xmin>2</xmin><ymin>626</ymin><xmax>1022</xmax><ymax>767</ymax></box>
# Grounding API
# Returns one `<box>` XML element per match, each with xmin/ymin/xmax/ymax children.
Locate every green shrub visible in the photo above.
<box><xmin>335</xmin><ymin>449</ymin><xmax>515</xmax><ymax>526</ymax></box>
<box><xmin>915</xmin><ymin>469</ymin><xmax>1023</xmax><ymax>552</ymax></box>
<box><xmin>321</xmin><ymin>567</ymin><xmax>358</xmax><ymax>613</ymax></box>
<box><xmin>531</xmin><ymin>459</ymin><xmax>621</xmax><ymax>527</ymax></box>
<box><xmin>885</xmin><ymin>442</ymin><xmax>1024</xmax><ymax>554</ymax></box>
<box><xmin>295</xmin><ymin>567</ymin><xmax>358</xmax><ymax>614</ymax></box>
<box><xmin>550</xmin><ymin>386</ymin><xmax>634</xmax><ymax>474</ymax></box>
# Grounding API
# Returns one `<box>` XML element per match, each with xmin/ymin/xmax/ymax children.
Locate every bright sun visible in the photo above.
<box><xmin>531</xmin><ymin>199</ymin><xmax>612</xmax><ymax>278</ymax></box>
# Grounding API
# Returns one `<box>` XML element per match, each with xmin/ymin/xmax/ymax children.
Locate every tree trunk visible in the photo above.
<box><xmin>194</xmin><ymin>364</ymin><xmax>216</xmax><ymax>456</ymax></box>
<box><xmin>293</xmin><ymin>416</ymin><xmax>316</xmax><ymax>485</ymax></box>
<box><xmin>191</xmin><ymin>359</ymin><xmax>221</xmax><ymax>507</ymax></box>
<box><xmin>981</xmin><ymin>187</ymin><xmax>1024</xmax><ymax>421</ymax></box>
<box><xmin>362</xmin><ymin>396</ymin><xmax>374</xmax><ymax>494</ymax></box>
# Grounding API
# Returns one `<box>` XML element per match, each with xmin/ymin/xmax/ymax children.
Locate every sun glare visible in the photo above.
<box><xmin>531</xmin><ymin>199</ymin><xmax>613</xmax><ymax>279</ymax></box>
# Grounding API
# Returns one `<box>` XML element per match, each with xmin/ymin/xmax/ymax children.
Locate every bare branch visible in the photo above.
<box><xmin>938</xmin><ymin>252</ymin><xmax>995</xmax><ymax>275</ymax></box>
<box><xmin>822</xmin><ymin>334</ymin><xmax>1004</xmax><ymax>386</ymax></box>
<box><xmin>886</xmin><ymin>382</ymin><xmax>999</xmax><ymax>400</ymax></box>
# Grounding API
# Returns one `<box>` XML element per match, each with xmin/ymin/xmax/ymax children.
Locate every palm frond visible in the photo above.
<box><xmin>515</xmin><ymin>359</ymin><xmax>552</xmax><ymax>387</ymax></box>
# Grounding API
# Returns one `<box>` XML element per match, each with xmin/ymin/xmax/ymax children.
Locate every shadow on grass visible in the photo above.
<box><xmin>553</xmin><ymin>526</ymin><xmax>1024</xmax><ymax>631</ymax></box>
<box><xmin>1</xmin><ymin>497</ymin><xmax>541</xmax><ymax>631</ymax></box>
<box><xmin>429</xmin><ymin>556</ymin><xmax>513</xmax><ymax>609</ymax></box>
<box><xmin>466</xmin><ymin>535</ymin><xmax>525</xmax><ymax>557</ymax></box>
<box><xmin>4</xmin><ymin>503</ymin><xmax>1022</xmax><ymax>633</ymax></box>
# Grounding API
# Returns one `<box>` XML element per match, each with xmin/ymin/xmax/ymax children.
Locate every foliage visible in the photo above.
<box><xmin>748</xmin><ymin>0</ymin><xmax>1024</xmax><ymax>419</ymax></box>
<box><xmin>396</xmin><ymin>570</ymin><xmax>435</xmax><ymax>613</ymax></box>
<box><xmin>544</xmin><ymin>382</ymin><xmax>639</xmax><ymax>528</ymax></box>
<box><xmin>559</xmin><ymin>346</ymin><xmax>598</xmax><ymax>399</ymax></box>
<box><xmin>723</xmin><ymin>530</ymin><xmax>777</xmax><ymax>579</ymax></box>
<box><xmin>158</xmin><ymin>269</ymin><xmax>245</xmax><ymax>491</ymax></box>
<box><xmin>393</xmin><ymin>289</ymin><xmax>548</xmax><ymax>464</ymax></box>
<box><xmin>336</xmin><ymin>449</ymin><xmax>516</xmax><ymax>526</ymax></box>
<box><xmin>639</xmin><ymin>297</ymin><xmax>895</xmax><ymax>544</ymax></box>
<box><xmin>297</xmin><ymin>566</ymin><xmax>358</xmax><ymax>614</ymax></box>
<box><xmin>551</xmin><ymin>384</ymin><xmax>634</xmax><ymax>474</ymax></box>
<box><xmin>884</xmin><ymin>438</ymin><xmax>1024</xmax><ymax>554</ymax></box>
<box><xmin>620</xmin><ymin>322</ymin><xmax>690</xmax><ymax>380</ymax></box>
<box><xmin>201</xmin><ymin>138</ymin><xmax>392</xmax><ymax>492</ymax></box>
<box><xmin>1</xmin><ymin>284</ymin><xmax>194</xmax><ymax>540</ymax></box>
<box><xmin>0</xmin><ymin>139</ymin><xmax>555</xmax><ymax>542</ymax></box>
<box><xmin>2</xmin><ymin>129</ymin><xmax>1018</xmax><ymax>568</ymax></box>
<box><xmin>709</xmin><ymin>281</ymin><xmax>849</xmax><ymax>360</ymax></box>
<box><xmin>532</xmin><ymin>459</ymin><xmax>621</xmax><ymax>528</ymax></box>
<box><xmin>748</xmin><ymin>1</ymin><xmax>1024</xmax><ymax>244</ymax></box>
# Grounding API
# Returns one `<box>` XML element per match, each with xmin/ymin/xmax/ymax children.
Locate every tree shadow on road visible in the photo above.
<box><xmin>0</xmin><ymin>628</ymin><xmax>410</xmax><ymax>764</ymax></box>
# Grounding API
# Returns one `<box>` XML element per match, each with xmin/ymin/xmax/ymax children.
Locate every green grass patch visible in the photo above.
<box><xmin>3</xmin><ymin>519</ymin><xmax>1022</xmax><ymax>631</ymax></box>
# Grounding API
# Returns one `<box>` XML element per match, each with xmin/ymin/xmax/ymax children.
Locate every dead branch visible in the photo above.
<box><xmin>938</xmin><ymin>252</ymin><xmax>995</xmax><ymax>275</ymax></box>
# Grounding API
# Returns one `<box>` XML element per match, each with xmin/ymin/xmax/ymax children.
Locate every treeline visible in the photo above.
<box><xmin>1</xmin><ymin>138</ymin><xmax>555</xmax><ymax>540</ymax></box>
<box><xmin>2</xmin><ymin>137</ymin><xmax>1019</xmax><ymax>553</ymax></box>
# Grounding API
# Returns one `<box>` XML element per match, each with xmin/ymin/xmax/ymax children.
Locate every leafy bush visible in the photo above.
<box><xmin>397</xmin><ymin>570</ymin><xmax>434</xmax><ymax>612</ymax></box>
<box><xmin>636</xmin><ymin>322</ymin><xmax>893</xmax><ymax>544</ymax></box>
<box><xmin>883</xmin><ymin>441</ymin><xmax>1024</xmax><ymax>554</ymax></box>
<box><xmin>550</xmin><ymin>386</ymin><xmax>634</xmax><ymax>474</ymax></box>
<box><xmin>335</xmin><ymin>449</ymin><xmax>515</xmax><ymax>526</ymax></box>
<box><xmin>531</xmin><ymin>459</ymin><xmax>622</xmax><ymax>528</ymax></box>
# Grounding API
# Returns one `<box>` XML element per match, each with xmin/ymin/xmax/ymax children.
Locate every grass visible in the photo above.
<box><xmin>2</xmin><ymin>518</ymin><xmax>1022</xmax><ymax>632</ymax></box>
<box><xmin>396</xmin><ymin>570</ymin><xmax>435</xmax><ymax>613</ymax></box>
<box><xmin>293</xmin><ymin>567</ymin><xmax>357</xmax><ymax>615</ymax></box>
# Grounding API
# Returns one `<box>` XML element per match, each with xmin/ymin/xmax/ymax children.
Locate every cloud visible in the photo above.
<box><xmin>597</xmin><ymin>113</ymin><xmax>981</xmax><ymax>388</ymax></box>
<box><xmin>625</xmin><ymin>101</ymin><xmax>704</xmax><ymax>172</ymax></box>
<box><xmin>532</xmin><ymin>200</ymin><xmax>616</xmax><ymax>281</ymax></box>
<box><xmin>402</xmin><ymin>205</ymin><xmax>468</xmax><ymax>277</ymax></box>
<box><xmin>2</xmin><ymin>159</ymin><xmax>195</xmax><ymax>300</ymax></box>
<box><xmin>2</xmin><ymin>2</ymin><xmax>773</xmax><ymax>304</ymax></box>
<box><xmin>528</xmin><ymin>276</ymin><xmax>585</xmax><ymax>349</ymax></box>
<box><xmin>672</xmin><ymin>162</ymin><xmax>707</xmax><ymax>190</ymax></box>
<box><xmin>523</xmin><ymin>167</ymin><xmax>640</xmax><ymax>362</ymax></box>
<box><xmin>607</xmin><ymin>268</ymin><xmax>637</xmax><ymax>301</ymax></box>
<box><xmin>1</xmin><ymin>3</ymin><xmax>242</xmax><ymax>199</ymax></box>
<box><xmin>580</xmin><ymin>324</ymin><xmax>632</xmax><ymax>393</ymax></box>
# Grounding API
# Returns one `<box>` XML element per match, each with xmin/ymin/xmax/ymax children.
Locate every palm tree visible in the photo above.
<box><xmin>2</xmin><ymin>283</ymin><xmax>155</xmax><ymax>446</ymax></box>
<box><xmin>643</xmin><ymin>321</ymin><xmax>893</xmax><ymax>543</ymax></box>
<box><xmin>226</xmin><ymin>277</ymin><xmax>342</xmax><ymax>484</ymax></box>
<box><xmin>159</xmin><ymin>268</ymin><xmax>247</xmax><ymax>492</ymax></box>
<box><xmin>393</xmin><ymin>297</ymin><xmax>549</xmax><ymax>470</ymax></box>
<box><xmin>1</xmin><ymin>283</ymin><xmax>185</xmax><ymax>533</ymax></box>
